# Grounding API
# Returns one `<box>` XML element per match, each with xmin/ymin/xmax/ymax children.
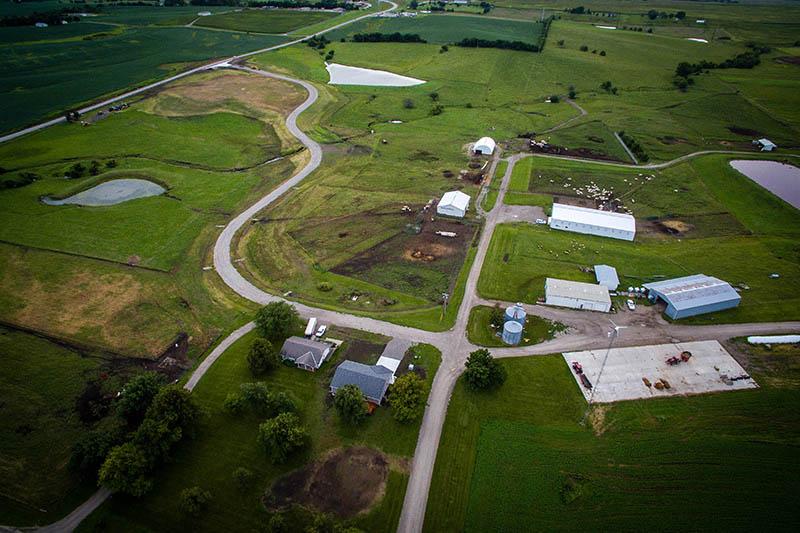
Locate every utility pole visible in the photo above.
<box><xmin>441</xmin><ymin>292</ymin><xmax>449</xmax><ymax>317</ymax></box>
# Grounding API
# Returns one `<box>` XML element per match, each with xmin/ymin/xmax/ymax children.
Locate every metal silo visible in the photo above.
<box><xmin>502</xmin><ymin>321</ymin><xmax>523</xmax><ymax>345</ymax></box>
<box><xmin>504</xmin><ymin>303</ymin><xmax>527</xmax><ymax>326</ymax></box>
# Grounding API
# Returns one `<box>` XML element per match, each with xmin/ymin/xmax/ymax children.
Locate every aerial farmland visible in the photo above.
<box><xmin>1</xmin><ymin>1</ymin><xmax>799</xmax><ymax>531</ymax></box>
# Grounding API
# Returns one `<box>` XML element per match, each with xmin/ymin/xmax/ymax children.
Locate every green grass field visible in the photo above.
<box><xmin>466</xmin><ymin>305</ymin><xmax>563</xmax><ymax>347</ymax></box>
<box><xmin>328</xmin><ymin>13</ymin><xmax>547</xmax><ymax>44</ymax></box>
<box><xmin>425</xmin><ymin>344</ymin><xmax>800</xmax><ymax>531</ymax></box>
<box><xmin>195</xmin><ymin>8</ymin><xmax>338</xmax><ymax>34</ymax></box>
<box><xmin>77</xmin><ymin>328</ymin><xmax>441</xmax><ymax>532</ymax></box>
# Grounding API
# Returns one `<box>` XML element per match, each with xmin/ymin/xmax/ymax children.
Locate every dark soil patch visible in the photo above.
<box><xmin>143</xmin><ymin>332</ymin><xmax>191</xmax><ymax>381</ymax></box>
<box><xmin>265</xmin><ymin>447</ymin><xmax>389</xmax><ymax>518</ymax></box>
<box><xmin>348</xmin><ymin>145</ymin><xmax>373</xmax><ymax>156</ymax></box>
<box><xmin>728</xmin><ymin>125</ymin><xmax>763</xmax><ymax>137</ymax></box>
<box><xmin>774</xmin><ymin>56</ymin><xmax>800</xmax><ymax>66</ymax></box>
<box><xmin>658</xmin><ymin>136</ymin><xmax>691</xmax><ymax>145</ymax></box>
<box><xmin>337</xmin><ymin>339</ymin><xmax>385</xmax><ymax>366</ymax></box>
<box><xmin>586</xmin><ymin>135</ymin><xmax>605</xmax><ymax>143</ymax></box>
<box><xmin>530</xmin><ymin>142</ymin><xmax>623</xmax><ymax>163</ymax></box>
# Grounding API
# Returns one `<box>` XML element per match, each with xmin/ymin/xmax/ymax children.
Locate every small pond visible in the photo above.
<box><xmin>42</xmin><ymin>178</ymin><xmax>166</xmax><ymax>206</ymax></box>
<box><xmin>326</xmin><ymin>63</ymin><xmax>425</xmax><ymax>87</ymax></box>
<box><xmin>730</xmin><ymin>160</ymin><xmax>800</xmax><ymax>209</ymax></box>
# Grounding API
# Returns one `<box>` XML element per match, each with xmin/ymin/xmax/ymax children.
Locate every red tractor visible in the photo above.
<box><xmin>666</xmin><ymin>351</ymin><xmax>693</xmax><ymax>366</ymax></box>
<box><xmin>572</xmin><ymin>361</ymin><xmax>583</xmax><ymax>374</ymax></box>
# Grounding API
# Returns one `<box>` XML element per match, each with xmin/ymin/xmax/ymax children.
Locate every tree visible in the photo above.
<box><xmin>258</xmin><ymin>412</ymin><xmax>308</xmax><ymax>463</ymax></box>
<box><xmin>568</xmin><ymin>85</ymin><xmax>577</xmax><ymax>99</ymax></box>
<box><xmin>133</xmin><ymin>416</ymin><xmax>181</xmax><ymax>466</ymax></box>
<box><xmin>409</xmin><ymin>0</ymin><xmax>418</xmax><ymax>8</ymax></box>
<box><xmin>389</xmin><ymin>372</ymin><xmax>425</xmax><ymax>423</ymax></box>
<box><xmin>232</xmin><ymin>467</ymin><xmax>253</xmax><ymax>491</ymax></box>
<box><xmin>464</xmin><ymin>349</ymin><xmax>507</xmax><ymax>391</ymax></box>
<box><xmin>579</xmin><ymin>45</ymin><xmax>588</xmax><ymax>52</ymax></box>
<box><xmin>255</xmin><ymin>302</ymin><xmax>299</xmax><ymax>341</ymax></box>
<box><xmin>105</xmin><ymin>159</ymin><xmax>117</xmax><ymax>168</ymax></box>
<box><xmin>676</xmin><ymin>11</ymin><xmax>686</xmax><ymax>20</ymax></box>
<box><xmin>179</xmin><ymin>486</ymin><xmax>212</xmax><ymax>516</ymax></box>
<box><xmin>489</xmin><ymin>303</ymin><xmax>505</xmax><ymax>329</ymax></box>
<box><xmin>223</xmin><ymin>392</ymin><xmax>247</xmax><ymax>415</ymax></box>
<box><xmin>333</xmin><ymin>384</ymin><xmax>367</xmax><ymax>425</ymax></box>
<box><xmin>66</xmin><ymin>162</ymin><xmax>86</xmax><ymax>179</ymax></box>
<box><xmin>98</xmin><ymin>443</ymin><xmax>153</xmax><ymax>497</ymax></box>
<box><xmin>248</xmin><ymin>338</ymin><xmax>278</xmax><ymax>376</ymax></box>
<box><xmin>403</xmin><ymin>98</ymin><xmax>415</xmax><ymax>109</ymax></box>
<box><xmin>89</xmin><ymin>160</ymin><xmax>101</xmax><ymax>176</ymax></box>
<box><xmin>69</xmin><ymin>427</ymin><xmax>122</xmax><ymax>477</ymax></box>
<box><xmin>557</xmin><ymin>39</ymin><xmax>565</xmax><ymax>47</ymax></box>
<box><xmin>146</xmin><ymin>386</ymin><xmax>202</xmax><ymax>439</ymax></box>
<box><xmin>116</xmin><ymin>372</ymin><xmax>164</xmax><ymax>426</ymax></box>
<box><xmin>439</xmin><ymin>44</ymin><xmax>448</xmax><ymax>53</ymax></box>
<box><xmin>430</xmin><ymin>104</ymin><xmax>444</xmax><ymax>116</ymax></box>
<box><xmin>429</xmin><ymin>91</ymin><xmax>439</xmax><ymax>102</ymax></box>
<box><xmin>549</xmin><ymin>95</ymin><xmax>560</xmax><ymax>103</ymax></box>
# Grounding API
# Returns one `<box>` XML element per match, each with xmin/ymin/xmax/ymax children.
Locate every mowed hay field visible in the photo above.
<box><xmin>195</xmin><ymin>8</ymin><xmax>339</xmax><ymax>34</ymax></box>
<box><xmin>425</xmin><ymin>346</ymin><xmax>800</xmax><ymax>532</ymax></box>
<box><xmin>79</xmin><ymin>328</ymin><xmax>441</xmax><ymax>533</ymax></box>
<box><xmin>479</xmin><ymin>155</ymin><xmax>800</xmax><ymax>323</ymax></box>
<box><xmin>328</xmin><ymin>13</ymin><xmax>547</xmax><ymax>44</ymax></box>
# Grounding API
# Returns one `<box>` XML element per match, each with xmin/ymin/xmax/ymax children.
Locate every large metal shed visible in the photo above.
<box><xmin>548</xmin><ymin>203</ymin><xmax>636</xmax><ymax>241</ymax></box>
<box><xmin>644</xmin><ymin>274</ymin><xmax>741</xmax><ymax>319</ymax></box>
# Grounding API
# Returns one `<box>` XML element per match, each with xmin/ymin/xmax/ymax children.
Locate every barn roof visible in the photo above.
<box><xmin>644</xmin><ymin>274</ymin><xmax>740</xmax><ymax>311</ymax></box>
<box><xmin>545</xmin><ymin>278</ymin><xmax>611</xmax><ymax>304</ymax></box>
<box><xmin>551</xmin><ymin>203</ymin><xmax>635</xmax><ymax>233</ymax></box>
<box><xmin>595</xmin><ymin>264</ymin><xmax>620</xmax><ymax>289</ymax></box>
<box><xmin>475</xmin><ymin>136</ymin><xmax>496</xmax><ymax>150</ymax></box>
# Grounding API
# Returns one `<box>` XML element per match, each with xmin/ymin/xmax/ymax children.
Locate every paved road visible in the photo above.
<box><xmin>0</xmin><ymin>1</ymin><xmax>399</xmax><ymax>145</ymax></box>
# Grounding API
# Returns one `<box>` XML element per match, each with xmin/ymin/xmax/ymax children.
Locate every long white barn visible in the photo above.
<box><xmin>549</xmin><ymin>203</ymin><xmax>636</xmax><ymax>241</ymax></box>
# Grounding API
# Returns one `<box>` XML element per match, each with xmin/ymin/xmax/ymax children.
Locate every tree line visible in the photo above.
<box><xmin>673</xmin><ymin>44</ymin><xmax>770</xmax><ymax>91</ymax></box>
<box><xmin>352</xmin><ymin>32</ymin><xmax>426</xmax><ymax>43</ymax></box>
<box><xmin>455</xmin><ymin>37</ymin><xmax>540</xmax><ymax>53</ymax></box>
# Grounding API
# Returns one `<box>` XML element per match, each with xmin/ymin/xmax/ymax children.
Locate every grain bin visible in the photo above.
<box><xmin>504</xmin><ymin>303</ymin><xmax>527</xmax><ymax>326</ymax></box>
<box><xmin>502</xmin><ymin>321</ymin><xmax>523</xmax><ymax>346</ymax></box>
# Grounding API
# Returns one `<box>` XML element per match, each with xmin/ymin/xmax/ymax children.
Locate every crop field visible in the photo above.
<box><xmin>87</xmin><ymin>6</ymin><xmax>236</xmax><ymax>27</ymax></box>
<box><xmin>425</xmin><ymin>344</ymin><xmax>800</xmax><ymax>532</ymax></box>
<box><xmin>479</xmin><ymin>155</ymin><xmax>800</xmax><ymax>323</ymax></box>
<box><xmin>195</xmin><ymin>8</ymin><xmax>338</xmax><ymax>34</ymax></box>
<box><xmin>328</xmin><ymin>13</ymin><xmax>547</xmax><ymax>44</ymax></box>
<box><xmin>79</xmin><ymin>328</ymin><xmax>441</xmax><ymax>532</ymax></box>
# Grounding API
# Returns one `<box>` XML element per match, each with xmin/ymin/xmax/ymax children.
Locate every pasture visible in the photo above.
<box><xmin>328</xmin><ymin>13</ymin><xmax>547</xmax><ymax>44</ymax></box>
<box><xmin>78</xmin><ymin>328</ymin><xmax>440</xmax><ymax>532</ymax></box>
<box><xmin>425</xmin><ymin>345</ymin><xmax>800</xmax><ymax>532</ymax></box>
<box><xmin>195</xmin><ymin>8</ymin><xmax>338</xmax><ymax>34</ymax></box>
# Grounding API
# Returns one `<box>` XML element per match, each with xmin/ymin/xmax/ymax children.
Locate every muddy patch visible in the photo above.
<box><xmin>529</xmin><ymin>142</ymin><xmax>624</xmax><ymax>163</ymax></box>
<box><xmin>727</xmin><ymin>125</ymin><xmax>763</xmax><ymax>137</ymax></box>
<box><xmin>774</xmin><ymin>56</ymin><xmax>800</xmax><ymax>66</ymax></box>
<box><xmin>265</xmin><ymin>447</ymin><xmax>389</xmax><ymax>518</ymax></box>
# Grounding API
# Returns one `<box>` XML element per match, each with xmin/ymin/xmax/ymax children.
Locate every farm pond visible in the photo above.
<box><xmin>326</xmin><ymin>63</ymin><xmax>425</xmax><ymax>87</ymax></box>
<box><xmin>730</xmin><ymin>160</ymin><xmax>800</xmax><ymax>209</ymax></box>
<box><xmin>42</xmin><ymin>178</ymin><xmax>165</xmax><ymax>206</ymax></box>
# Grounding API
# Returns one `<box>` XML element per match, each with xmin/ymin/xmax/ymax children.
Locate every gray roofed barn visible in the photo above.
<box><xmin>330</xmin><ymin>360</ymin><xmax>393</xmax><ymax>404</ymax></box>
<box><xmin>280</xmin><ymin>336</ymin><xmax>332</xmax><ymax>372</ymax></box>
<box><xmin>595</xmin><ymin>264</ymin><xmax>620</xmax><ymax>290</ymax></box>
<box><xmin>644</xmin><ymin>274</ymin><xmax>740</xmax><ymax>319</ymax></box>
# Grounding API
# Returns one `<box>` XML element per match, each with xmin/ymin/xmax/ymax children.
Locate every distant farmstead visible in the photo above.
<box><xmin>545</xmin><ymin>278</ymin><xmax>611</xmax><ymax>313</ymax></box>
<box><xmin>549</xmin><ymin>203</ymin><xmax>636</xmax><ymax>241</ymax></box>
<box><xmin>437</xmin><ymin>190</ymin><xmax>470</xmax><ymax>218</ymax></box>
<box><xmin>753</xmin><ymin>138</ymin><xmax>777</xmax><ymax>152</ymax></box>
<box><xmin>644</xmin><ymin>274</ymin><xmax>741</xmax><ymax>319</ymax></box>
<box><xmin>473</xmin><ymin>136</ymin><xmax>496</xmax><ymax>155</ymax></box>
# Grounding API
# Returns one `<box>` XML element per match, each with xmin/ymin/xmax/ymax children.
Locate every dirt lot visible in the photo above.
<box><xmin>266</xmin><ymin>447</ymin><xmax>389</xmax><ymax>518</ymax></box>
<box><xmin>530</xmin><ymin>142</ymin><xmax>625</xmax><ymax>163</ymax></box>
<box><xmin>564</xmin><ymin>340</ymin><xmax>758</xmax><ymax>403</ymax></box>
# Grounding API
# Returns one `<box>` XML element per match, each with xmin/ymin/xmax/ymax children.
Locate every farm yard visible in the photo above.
<box><xmin>425</xmin><ymin>346</ymin><xmax>800</xmax><ymax>532</ymax></box>
<box><xmin>76</xmin><ymin>328</ymin><xmax>441</xmax><ymax>533</ymax></box>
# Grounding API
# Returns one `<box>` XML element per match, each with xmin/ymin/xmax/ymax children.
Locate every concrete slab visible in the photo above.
<box><xmin>563</xmin><ymin>340</ymin><xmax>757</xmax><ymax>403</ymax></box>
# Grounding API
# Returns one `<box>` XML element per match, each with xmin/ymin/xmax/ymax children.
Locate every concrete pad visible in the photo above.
<box><xmin>563</xmin><ymin>340</ymin><xmax>757</xmax><ymax>403</ymax></box>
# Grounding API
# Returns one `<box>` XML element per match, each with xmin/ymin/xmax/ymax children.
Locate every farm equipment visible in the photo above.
<box><xmin>666</xmin><ymin>351</ymin><xmax>692</xmax><ymax>366</ymax></box>
<box><xmin>571</xmin><ymin>361</ymin><xmax>583</xmax><ymax>374</ymax></box>
<box><xmin>580</xmin><ymin>374</ymin><xmax>593</xmax><ymax>390</ymax></box>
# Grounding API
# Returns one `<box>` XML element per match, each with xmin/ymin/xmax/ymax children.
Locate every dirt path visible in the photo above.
<box><xmin>540</xmin><ymin>97</ymin><xmax>587</xmax><ymax>134</ymax></box>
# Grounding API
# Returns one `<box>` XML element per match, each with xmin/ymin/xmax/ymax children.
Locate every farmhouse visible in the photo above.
<box><xmin>473</xmin><ymin>136</ymin><xmax>496</xmax><ymax>155</ymax></box>
<box><xmin>644</xmin><ymin>274</ymin><xmax>741</xmax><ymax>319</ymax></box>
<box><xmin>279</xmin><ymin>336</ymin><xmax>332</xmax><ymax>371</ymax></box>
<box><xmin>548</xmin><ymin>203</ymin><xmax>636</xmax><ymax>241</ymax></box>
<box><xmin>753</xmin><ymin>138</ymin><xmax>777</xmax><ymax>152</ymax></box>
<box><xmin>437</xmin><ymin>190</ymin><xmax>470</xmax><ymax>218</ymax></box>
<box><xmin>330</xmin><ymin>360</ymin><xmax>393</xmax><ymax>404</ymax></box>
<box><xmin>545</xmin><ymin>278</ymin><xmax>611</xmax><ymax>312</ymax></box>
<box><xmin>594</xmin><ymin>264</ymin><xmax>620</xmax><ymax>290</ymax></box>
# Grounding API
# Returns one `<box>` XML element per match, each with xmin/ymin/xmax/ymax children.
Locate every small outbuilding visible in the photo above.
<box><xmin>545</xmin><ymin>278</ymin><xmax>611</xmax><ymax>312</ymax></box>
<box><xmin>473</xmin><ymin>136</ymin><xmax>496</xmax><ymax>155</ymax></box>
<box><xmin>644</xmin><ymin>274</ymin><xmax>741</xmax><ymax>319</ymax></box>
<box><xmin>753</xmin><ymin>138</ymin><xmax>777</xmax><ymax>152</ymax></box>
<box><xmin>594</xmin><ymin>264</ymin><xmax>620</xmax><ymax>290</ymax></box>
<box><xmin>280</xmin><ymin>336</ymin><xmax>332</xmax><ymax>371</ymax></box>
<box><xmin>330</xmin><ymin>360</ymin><xmax>393</xmax><ymax>404</ymax></box>
<box><xmin>437</xmin><ymin>190</ymin><xmax>470</xmax><ymax>218</ymax></box>
<box><xmin>549</xmin><ymin>203</ymin><xmax>636</xmax><ymax>241</ymax></box>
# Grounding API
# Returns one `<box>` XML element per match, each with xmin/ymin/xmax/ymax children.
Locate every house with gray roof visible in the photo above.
<box><xmin>280</xmin><ymin>336</ymin><xmax>332</xmax><ymax>372</ymax></box>
<box><xmin>330</xmin><ymin>360</ymin><xmax>393</xmax><ymax>404</ymax></box>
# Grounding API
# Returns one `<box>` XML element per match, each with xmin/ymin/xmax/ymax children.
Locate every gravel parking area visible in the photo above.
<box><xmin>564</xmin><ymin>340</ymin><xmax>758</xmax><ymax>403</ymax></box>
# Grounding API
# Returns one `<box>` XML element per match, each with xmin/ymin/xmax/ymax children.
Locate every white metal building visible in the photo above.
<box><xmin>437</xmin><ymin>190</ymin><xmax>470</xmax><ymax>218</ymax></box>
<box><xmin>473</xmin><ymin>136</ymin><xmax>496</xmax><ymax>155</ymax></box>
<box><xmin>549</xmin><ymin>203</ymin><xmax>636</xmax><ymax>241</ymax></box>
<box><xmin>754</xmin><ymin>138</ymin><xmax>777</xmax><ymax>151</ymax></box>
<box><xmin>544</xmin><ymin>278</ymin><xmax>611</xmax><ymax>312</ymax></box>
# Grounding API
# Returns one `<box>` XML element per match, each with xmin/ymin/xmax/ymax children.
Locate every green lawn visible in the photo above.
<box><xmin>196</xmin><ymin>9</ymin><xmax>338</xmax><ymax>34</ymax></box>
<box><xmin>79</xmin><ymin>328</ymin><xmax>441</xmax><ymax>532</ymax></box>
<box><xmin>481</xmin><ymin>159</ymin><xmax>506</xmax><ymax>212</ymax></box>
<box><xmin>425</xmin><ymin>344</ymin><xmax>800</xmax><ymax>531</ymax></box>
<box><xmin>466</xmin><ymin>305</ymin><xmax>563</xmax><ymax>347</ymax></box>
